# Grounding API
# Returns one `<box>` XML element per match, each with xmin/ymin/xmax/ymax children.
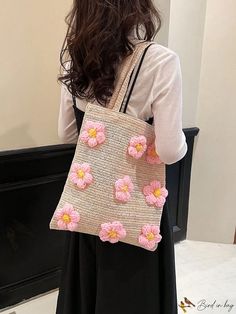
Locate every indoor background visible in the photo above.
<box><xmin>1</xmin><ymin>0</ymin><xmax>235</xmax><ymax>244</ymax></box>
<box><xmin>0</xmin><ymin>0</ymin><xmax>235</xmax><ymax>313</ymax></box>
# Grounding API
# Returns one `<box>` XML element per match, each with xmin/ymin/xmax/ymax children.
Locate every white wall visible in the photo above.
<box><xmin>154</xmin><ymin>0</ymin><xmax>170</xmax><ymax>46</ymax></box>
<box><xmin>187</xmin><ymin>0</ymin><xmax>236</xmax><ymax>243</ymax></box>
<box><xmin>0</xmin><ymin>0</ymin><xmax>170</xmax><ymax>152</ymax></box>
<box><xmin>0</xmin><ymin>1</ymin><xmax>71</xmax><ymax>151</ymax></box>
<box><xmin>168</xmin><ymin>0</ymin><xmax>207</xmax><ymax>128</ymax></box>
<box><xmin>168</xmin><ymin>0</ymin><xmax>236</xmax><ymax>243</ymax></box>
<box><xmin>1</xmin><ymin>0</ymin><xmax>235</xmax><ymax>243</ymax></box>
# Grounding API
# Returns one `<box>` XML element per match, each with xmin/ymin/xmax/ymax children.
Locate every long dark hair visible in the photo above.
<box><xmin>58</xmin><ymin>0</ymin><xmax>161</xmax><ymax>106</ymax></box>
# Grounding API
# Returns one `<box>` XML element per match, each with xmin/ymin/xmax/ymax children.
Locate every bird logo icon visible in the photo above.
<box><xmin>184</xmin><ymin>297</ymin><xmax>195</xmax><ymax>307</ymax></box>
<box><xmin>178</xmin><ymin>297</ymin><xmax>195</xmax><ymax>313</ymax></box>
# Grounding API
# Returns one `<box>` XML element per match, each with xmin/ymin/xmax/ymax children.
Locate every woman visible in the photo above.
<box><xmin>56</xmin><ymin>1</ymin><xmax>187</xmax><ymax>313</ymax></box>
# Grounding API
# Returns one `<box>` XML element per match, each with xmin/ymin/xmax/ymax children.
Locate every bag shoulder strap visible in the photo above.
<box><xmin>109</xmin><ymin>41</ymin><xmax>153</xmax><ymax>112</ymax></box>
<box><xmin>71</xmin><ymin>43</ymin><xmax>143</xmax><ymax>109</ymax></box>
<box><xmin>120</xmin><ymin>43</ymin><xmax>154</xmax><ymax>113</ymax></box>
<box><xmin>71</xmin><ymin>41</ymin><xmax>154</xmax><ymax>110</ymax></box>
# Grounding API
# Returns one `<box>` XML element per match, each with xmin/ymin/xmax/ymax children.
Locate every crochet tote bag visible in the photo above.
<box><xmin>49</xmin><ymin>41</ymin><xmax>168</xmax><ymax>251</ymax></box>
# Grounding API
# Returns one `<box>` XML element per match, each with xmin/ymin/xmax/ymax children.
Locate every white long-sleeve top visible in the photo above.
<box><xmin>58</xmin><ymin>39</ymin><xmax>188</xmax><ymax>165</ymax></box>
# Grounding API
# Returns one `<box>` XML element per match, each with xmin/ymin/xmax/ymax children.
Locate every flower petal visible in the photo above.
<box><xmin>57</xmin><ymin>220</ymin><xmax>67</xmax><ymax>230</ymax></box>
<box><xmin>123</xmin><ymin>176</ymin><xmax>134</xmax><ymax>191</ymax></box>
<box><xmin>115</xmin><ymin>179</ymin><xmax>124</xmax><ymax>190</ymax></box>
<box><xmin>109</xmin><ymin>237</ymin><xmax>119</xmax><ymax>243</ymax></box>
<box><xmin>64</xmin><ymin>203</ymin><xmax>74</xmax><ymax>213</ymax></box>
<box><xmin>138</xmin><ymin>234</ymin><xmax>149</xmax><ymax>247</ymax></box>
<box><xmin>127</xmin><ymin>181</ymin><xmax>134</xmax><ymax>192</ymax></box>
<box><xmin>151</xmin><ymin>225</ymin><xmax>160</xmax><ymax>234</ymax></box>
<box><xmin>143</xmin><ymin>185</ymin><xmax>152</xmax><ymax>196</ymax></box>
<box><xmin>146</xmin><ymin>194</ymin><xmax>157</xmax><ymax>205</ymax></box>
<box><xmin>111</xmin><ymin>221</ymin><xmax>122</xmax><ymax>229</ymax></box>
<box><xmin>161</xmin><ymin>187</ymin><xmax>168</xmax><ymax>198</ymax></box>
<box><xmin>84</xmin><ymin>121</ymin><xmax>95</xmax><ymax>130</ymax></box>
<box><xmin>94</xmin><ymin>122</ymin><xmax>105</xmax><ymax>132</ymax></box>
<box><xmin>69</xmin><ymin>211</ymin><xmax>80</xmax><ymax>223</ymax></box>
<box><xmin>101</xmin><ymin>222</ymin><xmax>110</xmax><ymax>230</ymax></box>
<box><xmin>71</xmin><ymin>163</ymin><xmax>80</xmax><ymax>172</ymax></box>
<box><xmin>55</xmin><ymin>208</ymin><xmax>63</xmax><ymax>220</ymax></box>
<box><xmin>84</xmin><ymin>173</ymin><xmax>93</xmax><ymax>184</ymax></box>
<box><xmin>128</xmin><ymin>146</ymin><xmax>137</xmax><ymax>156</ymax></box>
<box><xmin>96</xmin><ymin>132</ymin><xmax>106</xmax><ymax>144</ymax></box>
<box><xmin>76</xmin><ymin>179</ymin><xmax>87</xmax><ymax>189</ymax></box>
<box><xmin>79</xmin><ymin>131</ymin><xmax>89</xmax><ymax>142</ymax></box>
<box><xmin>146</xmin><ymin>240</ymin><xmax>156</xmax><ymax>250</ymax></box>
<box><xmin>80</xmin><ymin>163</ymin><xmax>91</xmax><ymax>172</ymax></box>
<box><xmin>136</xmin><ymin>151</ymin><xmax>145</xmax><ymax>159</ymax></box>
<box><xmin>115</xmin><ymin>191</ymin><xmax>130</xmax><ymax>202</ymax></box>
<box><xmin>67</xmin><ymin>222</ymin><xmax>78</xmax><ymax>231</ymax></box>
<box><xmin>88</xmin><ymin>138</ymin><xmax>98</xmax><ymax>147</ymax></box>
<box><xmin>118</xmin><ymin>228</ymin><xmax>127</xmax><ymax>238</ymax></box>
<box><xmin>154</xmin><ymin>233</ymin><xmax>162</xmax><ymax>243</ymax></box>
<box><xmin>139</xmin><ymin>136</ymin><xmax>147</xmax><ymax>145</ymax></box>
<box><xmin>150</xmin><ymin>180</ymin><xmax>161</xmax><ymax>189</ymax></box>
<box><xmin>141</xmin><ymin>224</ymin><xmax>152</xmax><ymax>235</ymax></box>
<box><xmin>69</xmin><ymin>172</ymin><xmax>79</xmax><ymax>182</ymax></box>
<box><xmin>129</xmin><ymin>137</ymin><xmax>138</xmax><ymax>146</ymax></box>
<box><xmin>155</xmin><ymin>196</ymin><xmax>166</xmax><ymax>207</ymax></box>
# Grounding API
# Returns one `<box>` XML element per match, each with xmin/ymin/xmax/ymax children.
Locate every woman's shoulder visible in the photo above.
<box><xmin>135</xmin><ymin>41</ymin><xmax>181</xmax><ymax>82</ymax></box>
<box><xmin>145</xmin><ymin>41</ymin><xmax>180</xmax><ymax>68</ymax></box>
<box><xmin>149</xmin><ymin>41</ymin><xmax>178</xmax><ymax>55</ymax></box>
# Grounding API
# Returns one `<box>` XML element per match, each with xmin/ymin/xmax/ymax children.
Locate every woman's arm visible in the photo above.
<box><xmin>58</xmin><ymin>84</ymin><xmax>78</xmax><ymax>144</ymax></box>
<box><xmin>151</xmin><ymin>51</ymin><xmax>188</xmax><ymax>165</ymax></box>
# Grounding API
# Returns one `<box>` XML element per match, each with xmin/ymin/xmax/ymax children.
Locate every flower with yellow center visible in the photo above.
<box><xmin>62</xmin><ymin>214</ymin><xmax>71</xmax><ymax>223</ymax></box>
<box><xmin>88</xmin><ymin>128</ymin><xmax>97</xmax><ymax>138</ymax></box>
<box><xmin>77</xmin><ymin>170</ymin><xmax>85</xmax><ymax>178</ymax></box>
<box><xmin>146</xmin><ymin>232</ymin><xmax>155</xmax><ymax>241</ymax></box>
<box><xmin>55</xmin><ymin>203</ymin><xmax>80</xmax><ymax>232</ymax></box>
<box><xmin>135</xmin><ymin>143</ymin><xmax>143</xmax><ymax>152</ymax></box>
<box><xmin>143</xmin><ymin>180</ymin><xmax>168</xmax><ymax>208</ymax></box>
<box><xmin>153</xmin><ymin>188</ymin><xmax>161</xmax><ymax>197</ymax></box>
<box><xmin>128</xmin><ymin>135</ymin><xmax>147</xmax><ymax>159</ymax></box>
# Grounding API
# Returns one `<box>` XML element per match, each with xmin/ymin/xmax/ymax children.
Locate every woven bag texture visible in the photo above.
<box><xmin>49</xmin><ymin>41</ymin><xmax>167</xmax><ymax>251</ymax></box>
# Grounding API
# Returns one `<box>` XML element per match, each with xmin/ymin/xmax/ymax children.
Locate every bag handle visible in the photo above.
<box><xmin>107</xmin><ymin>41</ymin><xmax>153</xmax><ymax>111</ymax></box>
<box><xmin>120</xmin><ymin>43</ymin><xmax>154</xmax><ymax>113</ymax></box>
<box><xmin>72</xmin><ymin>41</ymin><xmax>153</xmax><ymax>111</ymax></box>
<box><xmin>71</xmin><ymin>43</ymin><xmax>143</xmax><ymax>109</ymax></box>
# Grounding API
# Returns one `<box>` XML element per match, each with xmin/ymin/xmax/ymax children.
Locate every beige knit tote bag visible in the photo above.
<box><xmin>49</xmin><ymin>41</ymin><xmax>168</xmax><ymax>251</ymax></box>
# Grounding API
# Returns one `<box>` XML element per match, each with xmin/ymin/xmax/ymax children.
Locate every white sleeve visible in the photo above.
<box><xmin>151</xmin><ymin>52</ymin><xmax>188</xmax><ymax>165</ymax></box>
<box><xmin>58</xmin><ymin>84</ymin><xmax>79</xmax><ymax>144</ymax></box>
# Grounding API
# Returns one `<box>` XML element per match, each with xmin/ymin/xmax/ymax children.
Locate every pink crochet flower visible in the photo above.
<box><xmin>138</xmin><ymin>224</ymin><xmax>162</xmax><ymax>250</ymax></box>
<box><xmin>99</xmin><ymin>221</ymin><xmax>127</xmax><ymax>243</ymax></box>
<box><xmin>79</xmin><ymin>120</ymin><xmax>106</xmax><ymax>147</ymax></box>
<box><xmin>128</xmin><ymin>135</ymin><xmax>147</xmax><ymax>159</ymax></box>
<box><xmin>115</xmin><ymin>175</ymin><xmax>134</xmax><ymax>202</ymax></box>
<box><xmin>143</xmin><ymin>180</ymin><xmax>168</xmax><ymax>208</ymax></box>
<box><xmin>146</xmin><ymin>143</ymin><xmax>163</xmax><ymax>164</ymax></box>
<box><xmin>69</xmin><ymin>162</ymin><xmax>93</xmax><ymax>189</ymax></box>
<box><xmin>55</xmin><ymin>202</ymin><xmax>80</xmax><ymax>231</ymax></box>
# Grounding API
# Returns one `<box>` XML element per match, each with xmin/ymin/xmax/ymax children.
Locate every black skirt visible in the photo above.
<box><xmin>55</xmin><ymin>106</ymin><xmax>178</xmax><ymax>314</ymax></box>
